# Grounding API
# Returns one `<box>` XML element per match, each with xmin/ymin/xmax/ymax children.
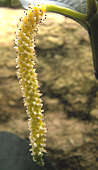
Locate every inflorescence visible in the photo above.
<box><xmin>15</xmin><ymin>4</ymin><xmax>47</xmax><ymax>165</ymax></box>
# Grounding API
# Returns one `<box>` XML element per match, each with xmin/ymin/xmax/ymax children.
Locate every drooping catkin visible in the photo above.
<box><xmin>15</xmin><ymin>5</ymin><xmax>47</xmax><ymax>165</ymax></box>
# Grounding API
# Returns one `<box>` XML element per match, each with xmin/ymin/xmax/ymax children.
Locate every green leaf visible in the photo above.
<box><xmin>19</xmin><ymin>0</ymin><xmax>87</xmax><ymax>14</ymax></box>
<box><xmin>49</xmin><ymin>0</ymin><xmax>98</xmax><ymax>14</ymax></box>
<box><xmin>50</xmin><ymin>0</ymin><xmax>87</xmax><ymax>14</ymax></box>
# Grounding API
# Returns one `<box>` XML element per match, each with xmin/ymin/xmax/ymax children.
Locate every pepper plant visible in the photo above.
<box><xmin>15</xmin><ymin>0</ymin><xmax>98</xmax><ymax>165</ymax></box>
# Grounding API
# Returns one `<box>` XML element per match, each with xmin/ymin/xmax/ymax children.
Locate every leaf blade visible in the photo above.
<box><xmin>19</xmin><ymin>0</ymin><xmax>87</xmax><ymax>14</ymax></box>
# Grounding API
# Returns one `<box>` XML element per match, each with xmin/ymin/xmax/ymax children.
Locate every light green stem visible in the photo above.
<box><xmin>46</xmin><ymin>4</ymin><xmax>87</xmax><ymax>26</ymax></box>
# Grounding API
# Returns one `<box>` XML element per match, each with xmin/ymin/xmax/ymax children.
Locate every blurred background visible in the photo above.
<box><xmin>0</xmin><ymin>0</ymin><xmax>98</xmax><ymax>169</ymax></box>
<box><xmin>0</xmin><ymin>0</ymin><xmax>21</xmax><ymax>8</ymax></box>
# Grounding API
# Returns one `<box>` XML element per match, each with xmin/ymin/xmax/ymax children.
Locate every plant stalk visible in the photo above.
<box><xmin>88</xmin><ymin>13</ymin><xmax>98</xmax><ymax>79</ymax></box>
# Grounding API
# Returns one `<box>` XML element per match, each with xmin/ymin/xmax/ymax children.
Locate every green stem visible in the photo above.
<box><xmin>46</xmin><ymin>4</ymin><xmax>87</xmax><ymax>27</ymax></box>
<box><xmin>88</xmin><ymin>13</ymin><xmax>98</xmax><ymax>79</ymax></box>
<box><xmin>87</xmin><ymin>0</ymin><xmax>97</xmax><ymax>19</ymax></box>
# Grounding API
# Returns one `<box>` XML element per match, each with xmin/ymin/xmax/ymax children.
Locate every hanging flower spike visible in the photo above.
<box><xmin>15</xmin><ymin>4</ymin><xmax>47</xmax><ymax>165</ymax></box>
